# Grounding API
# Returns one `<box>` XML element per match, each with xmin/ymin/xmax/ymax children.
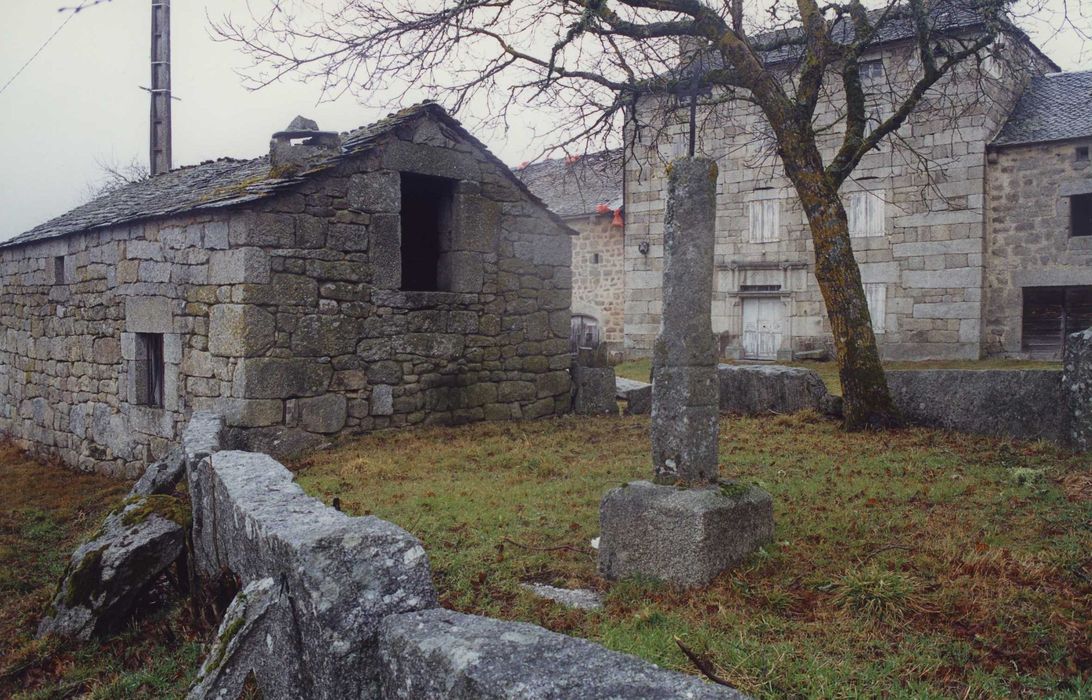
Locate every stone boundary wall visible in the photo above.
<box><xmin>181</xmin><ymin>412</ymin><xmax>742</xmax><ymax>699</ymax></box>
<box><xmin>887</xmin><ymin>369</ymin><xmax>1070</xmax><ymax>443</ymax></box>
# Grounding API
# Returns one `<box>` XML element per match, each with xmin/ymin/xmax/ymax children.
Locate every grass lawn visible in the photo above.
<box><xmin>296</xmin><ymin>414</ymin><xmax>1092</xmax><ymax>698</ymax></box>
<box><xmin>616</xmin><ymin>358</ymin><xmax>1062</xmax><ymax>396</ymax></box>
<box><xmin>0</xmin><ymin>441</ymin><xmax>200</xmax><ymax>699</ymax></box>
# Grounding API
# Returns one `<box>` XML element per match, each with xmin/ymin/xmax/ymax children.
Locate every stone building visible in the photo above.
<box><xmin>985</xmin><ymin>70</ymin><xmax>1092</xmax><ymax>357</ymax></box>
<box><xmin>620</xmin><ymin>4</ymin><xmax>1075</xmax><ymax>361</ymax></box>
<box><xmin>0</xmin><ymin>103</ymin><xmax>575</xmax><ymax>476</ymax></box>
<box><xmin>516</xmin><ymin>151</ymin><xmax>625</xmax><ymax>352</ymax></box>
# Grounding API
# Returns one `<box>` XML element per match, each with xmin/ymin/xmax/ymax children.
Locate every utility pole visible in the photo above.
<box><xmin>149</xmin><ymin>0</ymin><xmax>171</xmax><ymax>175</ymax></box>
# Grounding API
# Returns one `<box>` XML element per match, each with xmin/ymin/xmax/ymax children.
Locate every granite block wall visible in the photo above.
<box><xmin>984</xmin><ymin>137</ymin><xmax>1092</xmax><ymax>356</ymax></box>
<box><xmin>0</xmin><ymin>116</ymin><xmax>573</xmax><ymax>474</ymax></box>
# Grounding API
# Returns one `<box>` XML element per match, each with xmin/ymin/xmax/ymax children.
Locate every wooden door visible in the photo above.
<box><xmin>742</xmin><ymin>298</ymin><xmax>785</xmax><ymax>360</ymax></box>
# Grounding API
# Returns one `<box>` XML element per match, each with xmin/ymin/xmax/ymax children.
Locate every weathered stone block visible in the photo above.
<box><xmin>1064</xmin><ymin>328</ymin><xmax>1092</xmax><ymax>450</ymax></box>
<box><xmin>617</xmin><ymin>377</ymin><xmax>652</xmax><ymax>415</ymax></box>
<box><xmin>652</xmin><ymin>365</ymin><xmax>719</xmax><ymax>484</ymax></box>
<box><xmin>348</xmin><ymin>171</ymin><xmax>400</xmax><ymax>213</ymax></box>
<box><xmin>209</xmin><ymin>248</ymin><xmax>270</xmax><ymax>285</ymax></box>
<box><xmin>234</xmin><ymin>358</ymin><xmax>332</xmax><ymax>399</ymax></box>
<box><xmin>573</xmin><ymin>366</ymin><xmax>617</xmax><ymax>415</ymax></box>
<box><xmin>125</xmin><ymin>296</ymin><xmax>173</xmax><ymax>333</ymax></box>
<box><xmin>377</xmin><ymin>608</ymin><xmax>743</xmax><ymax>699</ymax></box>
<box><xmin>208</xmin><ymin>304</ymin><xmax>275</xmax><ymax>357</ymax></box>
<box><xmin>299</xmin><ymin>394</ymin><xmax>348</xmax><ymax>434</ymax></box>
<box><xmin>717</xmin><ymin>364</ymin><xmax>834</xmax><ymax>415</ymax></box>
<box><xmin>371</xmin><ymin>384</ymin><xmax>394</xmax><ymax>416</ymax></box>
<box><xmin>38</xmin><ymin>495</ymin><xmax>187</xmax><ymax>640</ymax></box>
<box><xmin>292</xmin><ymin>314</ymin><xmax>363</xmax><ymax>357</ymax></box>
<box><xmin>219</xmin><ymin>398</ymin><xmax>284</xmax><ymax>428</ymax></box>
<box><xmin>598</xmin><ymin>480</ymin><xmax>773</xmax><ymax>587</ymax></box>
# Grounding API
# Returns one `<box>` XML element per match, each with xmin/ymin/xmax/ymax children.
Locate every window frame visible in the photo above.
<box><xmin>858</xmin><ymin>59</ymin><xmax>885</xmax><ymax>82</ymax></box>
<box><xmin>1071</xmin><ymin>192</ymin><xmax>1092</xmax><ymax>238</ymax></box>
<box><xmin>53</xmin><ymin>256</ymin><xmax>65</xmax><ymax>285</ymax></box>
<box><xmin>399</xmin><ymin>172</ymin><xmax>457</xmax><ymax>292</ymax></box>
<box><xmin>134</xmin><ymin>332</ymin><xmax>165</xmax><ymax>408</ymax></box>
<box><xmin>847</xmin><ymin>190</ymin><xmax>886</xmax><ymax>238</ymax></box>
<box><xmin>747</xmin><ymin>199</ymin><xmax>781</xmax><ymax>244</ymax></box>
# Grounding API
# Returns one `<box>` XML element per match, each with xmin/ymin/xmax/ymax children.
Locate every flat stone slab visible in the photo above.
<box><xmin>573</xmin><ymin>366</ymin><xmax>617</xmax><ymax>415</ymax></box>
<box><xmin>378</xmin><ymin>608</ymin><xmax>745</xmax><ymax>699</ymax></box>
<box><xmin>598</xmin><ymin>480</ymin><xmax>773</xmax><ymax>587</ymax></box>
<box><xmin>717</xmin><ymin>364</ymin><xmax>837</xmax><ymax>416</ymax></box>
<box><xmin>617</xmin><ymin>377</ymin><xmax>652</xmax><ymax>415</ymax></box>
<box><xmin>520</xmin><ymin>583</ymin><xmax>603</xmax><ymax>611</ymax></box>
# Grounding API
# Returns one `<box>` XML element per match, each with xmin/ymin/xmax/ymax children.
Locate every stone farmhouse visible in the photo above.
<box><xmin>0</xmin><ymin>103</ymin><xmax>575</xmax><ymax>476</ymax></box>
<box><xmin>516</xmin><ymin>150</ymin><xmax>625</xmax><ymax>353</ymax></box>
<box><xmin>619</xmin><ymin>4</ymin><xmax>1091</xmax><ymax>361</ymax></box>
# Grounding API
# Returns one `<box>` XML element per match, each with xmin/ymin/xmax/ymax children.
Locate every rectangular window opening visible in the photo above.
<box><xmin>54</xmin><ymin>256</ymin><xmax>65</xmax><ymax>284</ymax></box>
<box><xmin>858</xmin><ymin>59</ymin><xmax>885</xmax><ymax>81</ymax></box>
<box><xmin>1074</xmin><ymin>146</ymin><xmax>1088</xmax><ymax>162</ymax></box>
<box><xmin>135</xmin><ymin>333</ymin><xmax>165</xmax><ymax>408</ymax></box>
<box><xmin>400</xmin><ymin>172</ymin><xmax>456</xmax><ymax>292</ymax></box>
<box><xmin>1072</xmin><ymin>193</ymin><xmax>1092</xmax><ymax>237</ymax></box>
<box><xmin>748</xmin><ymin>200</ymin><xmax>780</xmax><ymax>243</ymax></box>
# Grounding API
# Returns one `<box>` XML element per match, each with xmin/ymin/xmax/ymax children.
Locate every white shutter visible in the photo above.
<box><xmin>864</xmin><ymin>283</ymin><xmax>887</xmax><ymax>333</ymax></box>
<box><xmin>848</xmin><ymin>191</ymin><xmax>885</xmax><ymax>237</ymax></box>
<box><xmin>748</xmin><ymin>200</ymin><xmax>780</xmax><ymax>243</ymax></box>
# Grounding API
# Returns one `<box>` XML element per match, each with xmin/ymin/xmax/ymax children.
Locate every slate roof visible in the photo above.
<box><xmin>515</xmin><ymin>149</ymin><xmax>623</xmax><ymax>219</ymax></box>
<box><xmin>992</xmin><ymin>70</ymin><xmax>1092</xmax><ymax>147</ymax></box>
<box><xmin>4</xmin><ymin>102</ymin><xmax>572</xmax><ymax>250</ymax></box>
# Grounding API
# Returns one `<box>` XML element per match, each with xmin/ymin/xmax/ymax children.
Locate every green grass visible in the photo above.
<box><xmin>615</xmin><ymin>358</ymin><xmax>1061</xmax><ymax>396</ymax></box>
<box><xmin>0</xmin><ymin>442</ymin><xmax>200</xmax><ymax>699</ymax></box>
<box><xmin>295</xmin><ymin>414</ymin><xmax>1092</xmax><ymax>698</ymax></box>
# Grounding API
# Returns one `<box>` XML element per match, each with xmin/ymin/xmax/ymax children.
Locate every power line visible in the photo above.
<box><xmin>0</xmin><ymin>5</ymin><xmax>90</xmax><ymax>99</ymax></box>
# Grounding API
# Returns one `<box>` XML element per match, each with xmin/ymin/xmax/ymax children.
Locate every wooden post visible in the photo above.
<box><xmin>150</xmin><ymin>0</ymin><xmax>171</xmax><ymax>175</ymax></box>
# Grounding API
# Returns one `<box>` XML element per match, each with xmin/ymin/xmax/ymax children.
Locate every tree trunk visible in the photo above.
<box><xmin>778</xmin><ymin>135</ymin><xmax>902</xmax><ymax>429</ymax></box>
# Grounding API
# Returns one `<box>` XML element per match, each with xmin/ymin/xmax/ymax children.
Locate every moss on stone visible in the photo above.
<box><xmin>718</xmin><ymin>481</ymin><xmax>751</xmax><ymax>500</ymax></box>
<box><xmin>64</xmin><ymin>545</ymin><xmax>107</xmax><ymax>608</ymax></box>
<box><xmin>121</xmin><ymin>494</ymin><xmax>192</xmax><ymax>530</ymax></box>
<box><xmin>207</xmin><ymin>614</ymin><xmax>247</xmax><ymax>672</ymax></box>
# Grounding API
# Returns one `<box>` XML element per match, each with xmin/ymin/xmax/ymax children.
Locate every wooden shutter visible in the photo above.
<box><xmin>864</xmin><ymin>283</ymin><xmax>886</xmax><ymax>333</ymax></box>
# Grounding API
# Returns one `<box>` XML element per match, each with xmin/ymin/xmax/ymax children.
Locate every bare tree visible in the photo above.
<box><xmin>213</xmin><ymin>0</ymin><xmax>1077</xmax><ymax>429</ymax></box>
<box><xmin>85</xmin><ymin>155</ymin><xmax>150</xmax><ymax>201</ymax></box>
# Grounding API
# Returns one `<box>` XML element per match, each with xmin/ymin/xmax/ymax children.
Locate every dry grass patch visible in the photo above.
<box><xmin>296</xmin><ymin>414</ymin><xmax>1091</xmax><ymax>698</ymax></box>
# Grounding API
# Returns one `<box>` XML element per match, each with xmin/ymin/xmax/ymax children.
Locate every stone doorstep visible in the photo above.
<box><xmin>597</xmin><ymin>480</ymin><xmax>774</xmax><ymax>588</ymax></box>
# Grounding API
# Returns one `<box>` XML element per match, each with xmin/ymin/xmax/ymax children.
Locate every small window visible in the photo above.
<box><xmin>592</xmin><ymin>253</ymin><xmax>601</xmax><ymax>265</ymax></box>
<box><xmin>570</xmin><ymin>315</ymin><xmax>599</xmax><ymax>354</ymax></box>
<box><xmin>1076</xmin><ymin>146</ymin><xmax>1089</xmax><ymax>162</ymax></box>
<box><xmin>847</xmin><ymin>190</ymin><xmax>886</xmax><ymax>238</ymax></box>
<box><xmin>748</xmin><ymin>200</ymin><xmax>780</xmax><ymax>243</ymax></box>
<box><xmin>54</xmin><ymin>256</ymin><xmax>65</xmax><ymax>284</ymax></box>
<box><xmin>1072</xmin><ymin>193</ymin><xmax>1092</xmax><ymax>237</ymax></box>
<box><xmin>864</xmin><ymin>283</ymin><xmax>887</xmax><ymax>333</ymax></box>
<box><xmin>135</xmin><ymin>333</ymin><xmax>165</xmax><ymax>408</ymax></box>
<box><xmin>858</xmin><ymin>59</ymin><xmax>885</xmax><ymax>81</ymax></box>
<box><xmin>400</xmin><ymin>173</ymin><xmax>455</xmax><ymax>292</ymax></box>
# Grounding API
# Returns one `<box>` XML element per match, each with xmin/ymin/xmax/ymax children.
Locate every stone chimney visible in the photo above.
<box><xmin>269</xmin><ymin>116</ymin><xmax>342</xmax><ymax>168</ymax></box>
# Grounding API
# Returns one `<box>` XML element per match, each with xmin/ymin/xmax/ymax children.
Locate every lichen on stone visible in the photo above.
<box><xmin>64</xmin><ymin>545</ymin><xmax>107</xmax><ymax>608</ymax></box>
<box><xmin>120</xmin><ymin>494</ymin><xmax>192</xmax><ymax>529</ymax></box>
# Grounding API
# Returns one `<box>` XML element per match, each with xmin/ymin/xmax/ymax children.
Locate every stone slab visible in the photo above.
<box><xmin>717</xmin><ymin>364</ymin><xmax>836</xmax><ymax>416</ymax></box>
<box><xmin>377</xmin><ymin>608</ymin><xmax>744</xmax><ymax>699</ymax></box>
<box><xmin>598</xmin><ymin>480</ymin><xmax>773</xmax><ymax>587</ymax></box>
<box><xmin>573</xmin><ymin>366</ymin><xmax>617</xmax><ymax>415</ymax></box>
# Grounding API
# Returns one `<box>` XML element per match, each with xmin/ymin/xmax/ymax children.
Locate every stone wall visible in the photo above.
<box><xmin>182</xmin><ymin>413</ymin><xmax>741</xmax><ymax>699</ymax></box>
<box><xmin>568</xmin><ymin>213</ymin><xmax>625</xmax><ymax>349</ymax></box>
<box><xmin>0</xmin><ymin>115</ymin><xmax>574</xmax><ymax>473</ymax></box>
<box><xmin>887</xmin><ymin>369</ymin><xmax>1069</xmax><ymax>443</ymax></box>
<box><xmin>984</xmin><ymin>137</ymin><xmax>1092</xmax><ymax>356</ymax></box>
<box><xmin>622</xmin><ymin>36</ymin><xmax>1051</xmax><ymax>361</ymax></box>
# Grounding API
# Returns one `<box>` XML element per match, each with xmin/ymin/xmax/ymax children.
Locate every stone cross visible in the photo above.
<box><xmin>651</xmin><ymin>157</ymin><xmax>719</xmax><ymax>485</ymax></box>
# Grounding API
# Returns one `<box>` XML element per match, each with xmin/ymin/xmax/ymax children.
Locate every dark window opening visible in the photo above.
<box><xmin>1072</xmin><ymin>193</ymin><xmax>1092</xmax><ymax>237</ymax></box>
<box><xmin>1022</xmin><ymin>286</ymin><xmax>1092</xmax><ymax>356</ymax></box>
<box><xmin>858</xmin><ymin>59</ymin><xmax>885</xmax><ymax>81</ymax></box>
<box><xmin>570</xmin><ymin>315</ymin><xmax>600</xmax><ymax>354</ymax></box>
<box><xmin>592</xmin><ymin>253</ymin><xmax>601</xmax><ymax>264</ymax></box>
<box><xmin>135</xmin><ymin>333</ymin><xmax>165</xmax><ymax>408</ymax></box>
<box><xmin>740</xmin><ymin>284</ymin><xmax>782</xmax><ymax>293</ymax></box>
<box><xmin>1076</xmin><ymin>146</ymin><xmax>1089</xmax><ymax>162</ymax></box>
<box><xmin>54</xmin><ymin>256</ymin><xmax>65</xmax><ymax>284</ymax></box>
<box><xmin>400</xmin><ymin>172</ymin><xmax>455</xmax><ymax>291</ymax></box>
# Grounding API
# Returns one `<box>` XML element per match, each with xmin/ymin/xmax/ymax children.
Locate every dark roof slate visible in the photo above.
<box><xmin>516</xmin><ymin>149</ymin><xmax>623</xmax><ymax>219</ymax></box>
<box><xmin>992</xmin><ymin>70</ymin><xmax>1092</xmax><ymax>147</ymax></box>
<box><xmin>4</xmin><ymin>102</ymin><xmax>572</xmax><ymax>249</ymax></box>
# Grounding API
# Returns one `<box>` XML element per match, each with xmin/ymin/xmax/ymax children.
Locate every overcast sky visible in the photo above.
<box><xmin>0</xmin><ymin>0</ymin><xmax>1088</xmax><ymax>243</ymax></box>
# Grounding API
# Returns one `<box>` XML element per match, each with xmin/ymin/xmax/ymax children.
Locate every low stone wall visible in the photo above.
<box><xmin>717</xmin><ymin>364</ymin><xmax>839</xmax><ymax>416</ymax></box>
<box><xmin>181</xmin><ymin>413</ymin><xmax>739</xmax><ymax>699</ymax></box>
<box><xmin>887</xmin><ymin>369</ymin><xmax>1068</xmax><ymax>444</ymax></box>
